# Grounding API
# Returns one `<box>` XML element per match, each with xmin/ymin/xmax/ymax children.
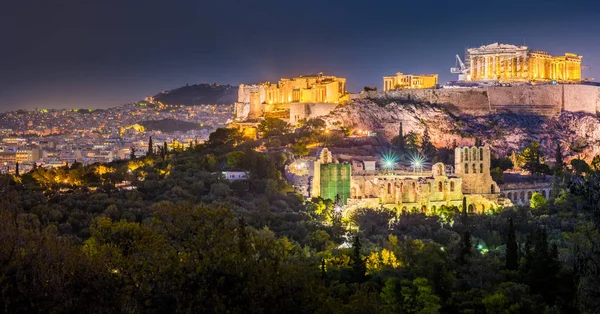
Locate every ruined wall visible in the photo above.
<box><xmin>363</xmin><ymin>84</ymin><xmax>600</xmax><ymax>117</ymax></box>
<box><xmin>289</xmin><ymin>103</ymin><xmax>338</xmax><ymax>126</ymax></box>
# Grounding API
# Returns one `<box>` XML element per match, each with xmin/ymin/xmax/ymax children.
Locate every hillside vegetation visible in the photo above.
<box><xmin>2</xmin><ymin>115</ymin><xmax>600</xmax><ymax>313</ymax></box>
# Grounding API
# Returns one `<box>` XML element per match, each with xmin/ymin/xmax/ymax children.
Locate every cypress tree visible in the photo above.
<box><xmin>15</xmin><ymin>162</ymin><xmax>19</xmax><ymax>176</ymax></box>
<box><xmin>506</xmin><ymin>217</ymin><xmax>518</xmax><ymax>271</ymax></box>
<box><xmin>457</xmin><ymin>231</ymin><xmax>472</xmax><ymax>266</ymax></box>
<box><xmin>351</xmin><ymin>235</ymin><xmax>366</xmax><ymax>283</ymax></box>
<box><xmin>163</xmin><ymin>141</ymin><xmax>168</xmax><ymax>156</ymax></box>
<box><xmin>555</xmin><ymin>141</ymin><xmax>564</xmax><ymax>169</ymax></box>
<box><xmin>147</xmin><ymin>136</ymin><xmax>153</xmax><ymax>156</ymax></box>
<box><xmin>461</xmin><ymin>196</ymin><xmax>468</xmax><ymax>226</ymax></box>
<box><xmin>397</xmin><ymin>122</ymin><xmax>405</xmax><ymax>152</ymax></box>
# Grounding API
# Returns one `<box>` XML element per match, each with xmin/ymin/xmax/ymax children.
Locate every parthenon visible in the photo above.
<box><xmin>464</xmin><ymin>43</ymin><xmax>582</xmax><ymax>82</ymax></box>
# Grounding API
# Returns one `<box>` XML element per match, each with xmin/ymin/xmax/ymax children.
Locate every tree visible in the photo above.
<box><xmin>303</xmin><ymin>118</ymin><xmax>326</xmax><ymax>131</ymax></box>
<box><xmin>490</xmin><ymin>167</ymin><xmax>504</xmax><ymax>184</ymax></box>
<box><xmin>129</xmin><ymin>146</ymin><xmax>136</xmax><ymax>160</ymax></box>
<box><xmin>457</xmin><ymin>231</ymin><xmax>472</xmax><ymax>266</ymax></box>
<box><xmin>226</xmin><ymin>151</ymin><xmax>245</xmax><ymax>168</ymax></box>
<box><xmin>400</xmin><ymin>277</ymin><xmax>441</xmax><ymax>314</ymax></box>
<box><xmin>208</xmin><ymin>128</ymin><xmax>242</xmax><ymax>147</ymax></box>
<box><xmin>147</xmin><ymin>136</ymin><xmax>153</xmax><ymax>156</ymax></box>
<box><xmin>381</xmin><ymin>277</ymin><xmax>401</xmax><ymax>312</ymax></box>
<box><xmin>592</xmin><ymin>155</ymin><xmax>600</xmax><ymax>172</ymax></box>
<box><xmin>258</xmin><ymin>118</ymin><xmax>292</xmax><ymax>137</ymax></box>
<box><xmin>522</xmin><ymin>228</ymin><xmax>562</xmax><ymax>305</ymax></box>
<box><xmin>291</xmin><ymin>140</ymin><xmax>309</xmax><ymax>157</ymax></box>
<box><xmin>350</xmin><ymin>234</ymin><xmax>366</xmax><ymax>283</ymax></box>
<box><xmin>363</xmin><ymin>86</ymin><xmax>377</xmax><ymax>92</ymax></box>
<box><xmin>555</xmin><ymin>141</ymin><xmax>564</xmax><ymax>169</ymax></box>
<box><xmin>530</xmin><ymin>192</ymin><xmax>547</xmax><ymax>209</ymax></box>
<box><xmin>491</xmin><ymin>156</ymin><xmax>514</xmax><ymax>171</ymax></box>
<box><xmin>506</xmin><ymin>217</ymin><xmax>518</xmax><ymax>271</ymax></box>
<box><xmin>570</xmin><ymin>159</ymin><xmax>590</xmax><ymax>174</ymax></box>
<box><xmin>405</xmin><ymin>131</ymin><xmax>420</xmax><ymax>153</ymax></box>
<box><xmin>482</xmin><ymin>282</ymin><xmax>537</xmax><ymax>313</ymax></box>
<box><xmin>520</xmin><ymin>141</ymin><xmax>542</xmax><ymax>175</ymax></box>
<box><xmin>421</xmin><ymin>127</ymin><xmax>436</xmax><ymax>157</ymax></box>
<box><xmin>393</xmin><ymin>122</ymin><xmax>405</xmax><ymax>152</ymax></box>
<box><xmin>15</xmin><ymin>162</ymin><xmax>19</xmax><ymax>176</ymax></box>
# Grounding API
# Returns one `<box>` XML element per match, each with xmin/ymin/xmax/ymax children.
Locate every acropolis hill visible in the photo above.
<box><xmin>231</xmin><ymin>43</ymin><xmax>600</xmax><ymax>140</ymax></box>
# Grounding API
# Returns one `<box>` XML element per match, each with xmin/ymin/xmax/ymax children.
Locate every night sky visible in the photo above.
<box><xmin>2</xmin><ymin>0</ymin><xmax>599</xmax><ymax>111</ymax></box>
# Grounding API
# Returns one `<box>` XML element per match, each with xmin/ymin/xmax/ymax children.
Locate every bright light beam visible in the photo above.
<box><xmin>409</xmin><ymin>152</ymin><xmax>427</xmax><ymax>173</ymax></box>
<box><xmin>380</xmin><ymin>151</ymin><xmax>399</xmax><ymax>171</ymax></box>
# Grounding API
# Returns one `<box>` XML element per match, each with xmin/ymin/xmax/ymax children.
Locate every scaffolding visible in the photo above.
<box><xmin>320</xmin><ymin>163</ymin><xmax>351</xmax><ymax>205</ymax></box>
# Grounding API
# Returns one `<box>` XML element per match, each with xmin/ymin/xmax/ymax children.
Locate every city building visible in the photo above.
<box><xmin>456</xmin><ymin>43</ymin><xmax>582</xmax><ymax>82</ymax></box>
<box><xmin>0</xmin><ymin>152</ymin><xmax>16</xmax><ymax>164</ymax></box>
<box><xmin>383</xmin><ymin>73</ymin><xmax>439</xmax><ymax>90</ymax></box>
<box><xmin>222</xmin><ymin>171</ymin><xmax>248</xmax><ymax>181</ymax></box>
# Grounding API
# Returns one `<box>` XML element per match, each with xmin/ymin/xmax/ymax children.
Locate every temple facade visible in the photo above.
<box><xmin>464</xmin><ymin>43</ymin><xmax>582</xmax><ymax>82</ymax></box>
<box><xmin>383</xmin><ymin>73</ymin><xmax>438</xmax><ymax>90</ymax></box>
<box><xmin>235</xmin><ymin>73</ymin><xmax>347</xmax><ymax>120</ymax></box>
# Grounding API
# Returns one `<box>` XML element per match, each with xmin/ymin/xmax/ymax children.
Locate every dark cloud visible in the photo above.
<box><xmin>1</xmin><ymin>0</ymin><xmax>598</xmax><ymax>110</ymax></box>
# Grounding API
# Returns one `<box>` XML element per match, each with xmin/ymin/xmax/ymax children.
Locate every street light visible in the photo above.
<box><xmin>380</xmin><ymin>151</ymin><xmax>398</xmax><ymax>172</ymax></box>
<box><xmin>409</xmin><ymin>152</ymin><xmax>426</xmax><ymax>173</ymax></box>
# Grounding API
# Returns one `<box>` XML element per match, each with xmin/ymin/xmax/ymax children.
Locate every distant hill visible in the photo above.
<box><xmin>139</xmin><ymin>119</ymin><xmax>206</xmax><ymax>133</ymax></box>
<box><xmin>151</xmin><ymin>83</ymin><xmax>237</xmax><ymax>106</ymax></box>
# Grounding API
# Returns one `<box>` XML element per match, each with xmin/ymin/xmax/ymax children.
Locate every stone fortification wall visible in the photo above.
<box><xmin>563</xmin><ymin>85</ymin><xmax>600</xmax><ymax>113</ymax></box>
<box><xmin>289</xmin><ymin>103</ymin><xmax>338</xmax><ymax>126</ymax></box>
<box><xmin>363</xmin><ymin>85</ymin><xmax>600</xmax><ymax>116</ymax></box>
<box><xmin>364</xmin><ymin>89</ymin><xmax>489</xmax><ymax>114</ymax></box>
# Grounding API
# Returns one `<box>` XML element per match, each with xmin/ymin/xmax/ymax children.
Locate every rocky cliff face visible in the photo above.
<box><xmin>322</xmin><ymin>99</ymin><xmax>600</xmax><ymax>162</ymax></box>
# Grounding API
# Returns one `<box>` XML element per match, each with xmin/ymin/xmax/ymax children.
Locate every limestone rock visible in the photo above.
<box><xmin>321</xmin><ymin>100</ymin><xmax>600</xmax><ymax>163</ymax></box>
